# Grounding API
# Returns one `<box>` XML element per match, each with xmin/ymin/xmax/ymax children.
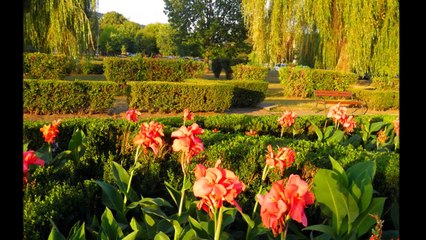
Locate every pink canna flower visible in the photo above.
<box><xmin>277</xmin><ymin>111</ymin><xmax>297</xmax><ymax>128</ymax></box>
<box><xmin>265</xmin><ymin>144</ymin><xmax>296</xmax><ymax>175</ymax></box>
<box><xmin>171</xmin><ymin>123</ymin><xmax>204</xmax><ymax>163</ymax></box>
<box><xmin>133</xmin><ymin>121</ymin><xmax>165</xmax><ymax>155</ymax></box>
<box><xmin>257</xmin><ymin>174</ymin><xmax>315</xmax><ymax>236</ymax></box>
<box><xmin>193</xmin><ymin>160</ymin><xmax>246</xmax><ymax>218</ymax></box>
<box><xmin>327</xmin><ymin>103</ymin><xmax>347</xmax><ymax>124</ymax></box>
<box><xmin>341</xmin><ymin>115</ymin><xmax>356</xmax><ymax>133</ymax></box>
<box><xmin>393</xmin><ymin>118</ymin><xmax>399</xmax><ymax>136</ymax></box>
<box><xmin>284</xmin><ymin>174</ymin><xmax>315</xmax><ymax>227</ymax></box>
<box><xmin>183</xmin><ymin>108</ymin><xmax>193</xmax><ymax>121</ymax></box>
<box><xmin>40</xmin><ymin>119</ymin><xmax>61</xmax><ymax>144</ymax></box>
<box><xmin>126</xmin><ymin>109</ymin><xmax>141</xmax><ymax>122</ymax></box>
<box><xmin>23</xmin><ymin>150</ymin><xmax>45</xmax><ymax>185</ymax></box>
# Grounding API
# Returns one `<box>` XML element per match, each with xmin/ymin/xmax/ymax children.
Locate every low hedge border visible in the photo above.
<box><xmin>231</xmin><ymin>64</ymin><xmax>268</xmax><ymax>81</ymax></box>
<box><xmin>23</xmin><ymin>80</ymin><xmax>118</xmax><ymax>114</ymax></box>
<box><xmin>351</xmin><ymin>89</ymin><xmax>399</xmax><ymax>111</ymax></box>
<box><xmin>23</xmin><ymin>52</ymin><xmax>73</xmax><ymax>79</ymax></box>
<box><xmin>126</xmin><ymin>81</ymin><xmax>233</xmax><ymax>113</ymax></box>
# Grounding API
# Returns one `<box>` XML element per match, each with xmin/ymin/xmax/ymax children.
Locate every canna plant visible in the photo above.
<box><xmin>277</xmin><ymin>111</ymin><xmax>298</xmax><ymax>138</ymax></box>
<box><xmin>304</xmin><ymin>157</ymin><xmax>386</xmax><ymax>239</ymax></box>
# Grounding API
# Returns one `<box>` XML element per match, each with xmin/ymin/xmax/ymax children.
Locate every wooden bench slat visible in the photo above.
<box><xmin>313</xmin><ymin>89</ymin><xmax>367</xmax><ymax>114</ymax></box>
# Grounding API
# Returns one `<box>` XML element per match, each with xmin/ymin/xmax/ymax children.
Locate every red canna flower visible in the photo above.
<box><xmin>211</xmin><ymin>128</ymin><xmax>220</xmax><ymax>133</ymax></box>
<box><xmin>183</xmin><ymin>108</ymin><xmax>193</xmax><ymax>121</ymax></box>
<box><xmin>283</xmin><ymin>174</ymin><xmax>315</xmax><ymax>227</ymax></box>
<box><xmin>126</xmin><ymin>109</ymin><xmax>141</xmax><ymax>122</ymax></box>
<box><xmin>265</xmin><ymin>144</ymin><xmax>296</xmax><ymax>175</ymax></box>
<box><xmin>393</xmin><ymin>118</ymin><xmax>399</xmax><ymax>136</ymax></box>
<box><xmin>23</xmin><ymin>150</ymin><xmax>45</xmax><ymax>185</ymax></box>
<box><xmin>171</xmin><ymin>123</ymin><xmax>204</xmax><ymax>163</ymax></box>
<box><xmin>40</xmin><ymin>119</ymin><xmax>61</xmax><ymax>144</ymax></box>
<box><xmin>193</xmin><ymin>160</ymin><xmax>246</xmax><ymax>218</ymax></box>
<box><xmin>133</xmin><ymin>121</ymin><xmax>165</xmax><ymax>155</ymax></box>
<box><xmin>257</xmin><ymin>174</ymin><xmax>314</xmax><ymax>237</ymax></box>
<box><xmin>277</xmin><ymin>111</ymin><xmax>297</xmax><ymax>128</ymax></box>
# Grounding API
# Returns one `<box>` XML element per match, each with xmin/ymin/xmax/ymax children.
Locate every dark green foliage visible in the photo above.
<box><xmin>221</xmin><ymin>58</ymin><xmax>233</xmax><ymax>79</ymax></box>
<box><xmin>231</xmin><ymin>64</ymin><xmax>268</xmax><ymax>81</ymax></box>
<box><xmin>212</xmin><ymin>58</ymin><xmax>222</xmax><ymax>78</ymax></box>
<box><xmin>23</xmin><ymin>80</ymin><xmax>117</xmax><ymax>114</ymax></box>
<box><xmin>352</xmin><ymin>89</ymin><xmax>399</xmax><ymax>111</ymax></box>
<box><xmin>221</xmin><ymin>80</ymin><xmax>269</xmax><ymax>107</ymax></box>
<box><xmin>80</xmin><ymin>59</ymin><xmax>104</xmax><ymax>74</ymax></box>
<box><xmin>127</xmin><ymin>81</ymin><xmax>233</xmax><ymax>113</ymax></box>
<box><xmin>23</xmin><ymin>52</ymin><xmax>72</xmax><ymax>79</ymax></box>
<box><xmin>279</xmin><ymin>66</ymin><xmax>358</xmax><ymax>97</ymax></box>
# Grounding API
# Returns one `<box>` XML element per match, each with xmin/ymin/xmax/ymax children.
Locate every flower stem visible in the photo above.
<box><xmin>280</xmin><ymin>222</ymin><xmax>289</xmax><ymax>240</ymax></box>
<box><xmin>214</xmin><ymin>207</ymin><xmax>224</xmax><ymax>240</ymax></box>
<box><xmin>124</xmin><ymin>146</ymin><xmax>141</xmax><ymax>205</ymax></box>
<box><xmin>280</xmin><ymin>126</ymin><xmax>284</xmax><ymax>138</ymax></box>
<box><xmin>178</xmin><ymin>173</ymin><xmax>186</xmax><ymax>216</ymax></box>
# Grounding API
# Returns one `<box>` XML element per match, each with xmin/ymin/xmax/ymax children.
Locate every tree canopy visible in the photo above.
<box><xmin>241</xmin><ymin>0</ymin><xmax>399</xmax><ymax>77</ymax></box>
<box><xmin>164</xmin><ymin>0</ymin><xmax>249</xmax><ymax>61</ymax></box>
<box><xmin>24</xmin><ymin>0</ymin><xmax>98</xmax><ymax>57</ymax></box>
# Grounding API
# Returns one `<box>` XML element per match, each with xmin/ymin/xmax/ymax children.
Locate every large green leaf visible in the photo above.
<box><xmin>111</xmin><ymin>162</ymin><xmax>139</xmax><ymax>203</ymax></box>
<box><xmin>241</xmin><ymin>212</ymin><xmax>254</xmax><ymax>229</ymax></box>
<box><xmin>100</xmin><ymin>207</ymin><xmax>124</xmax><ymax>239</ymax></box>
<box><xmin>303</xmin><ymin>224</ymin><xmax>338</xmax><ymax>240</ymax></box>
<box><xmin>188</xmin><ymin>216</ymin><xmax>211</xmax><ymax>239</ymax></box>
<box><xmin>326</xmin><ymin>129</ymin><xmax>344</xmax><ymax>144</ymax></box>
<box><xmin>309</xmin><ymin>120</ymin><xmax>323</xmax><ymax>141</ymax></box>
<box><xmin>67</xmin><ymin>221</ymin><xmax>86</xmax><ymax>240</ymax></box>
<box><xmin>369</xmin><ymin>122</ymin><xmax>388</xmax><ymax>133</ymax></box>
<box><xmin>323</xmin><ymin>126</ymin><xmax>335</xmax><ymax>140</ymax></box>
<box><xmin>329</xmin><ymin>156</ymin><xmax>348</xmax><ymax>187</ymax></box>
<box><xmin>48</xmin><ymin>220</ymin><xmax>66</xmax><ymax>240</ymax></box>
<box><xmin>154</xmin><ymin>231</ymin><xmax>170</xmax><ymax>240</ymax></box>
<box><xmin>352</xmin><ymin>197</ymin><xmax>386</xmax><ymax>238</ymax></box>
<box><xmin>122</xmin><ymin>230</ymin><xmax>140</xmax><ymax>240</ymax></box>
<box><xmin>313</xmin><ymin>169</ymin><xmax>349</xmax><ymax>233</ymax></box>
<box><xmin>359</xmin><ymin>180</ymin><xmax>373</xmax><ymax>213</ymax></box>
<box><xmin>164</xmin><ymin>181</ymin><xmax>180</xmax><ymax>207</ymax></box>
<box><xmin>346</xmin><ymin>161</ymin><xmax>376</xmax><ymax>185</ymax></box>
<box><xmin>94</xmin><ymin>180</ymin><xmax>124</xmax><ymax>214</ymax></box>
<box><xmin>221</xmin><ymin>207</ymin><xmax>237</xmax><ymax>229</ymax></box>
<box><xmin>68</xmin><ymin>128</ymin><xmax>86</xmax><ymax>162</ymax></box>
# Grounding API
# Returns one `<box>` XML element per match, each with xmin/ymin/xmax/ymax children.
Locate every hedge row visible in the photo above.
<box><xmin>188</xmin><ymin>79</ymin><xmax>269</xmax><ymax>107</ymax></box>
<box><xmin>23</xmin><ymin>52</ymin><xmax>73</xmax><ymax>79</ymax></box>
<box><xmin>23</xmin><ymin>80</ymin><xmax>118</xmax><ymax>114</ymax></box>
<box><xmin>352</xmin><ymin>89</ymin><xmax>400</xmax><ymax>111</ymax></box>
<box><xmin>371</xmin><ymin>77</ymin><xmax>400</xmax><ymax>90</ymax></box>
<box><xmin>231</xmin><ymin>64</ymin><xmax>268</xmax><ymax>81</ymax></box>
<box><xmin>78</xmin><ymin>59</ymin><xmax>104</xmax><ymax>74</ymax></box>
<box><xmin>278</xmin><ymin>66</ymin><xmax>359</xmax><ymax>97</ymax></box>
<box><xmin>126</xmin><ymin>81</ymin><xmax>233</xmax><ymax>113</ymax></box>
<box><xmin>103</xmin><ymin>57</ymin><xmax>204</xmax><ymax>87</ymax></box>
<box><xmin>23</xmin><ymin>117</ymin><xmax>399</xmax><ymax>239</ymax></box>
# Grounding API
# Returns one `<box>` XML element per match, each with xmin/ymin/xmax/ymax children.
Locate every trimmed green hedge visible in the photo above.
<box><xmin>23</xmin><ymin>116</ymin><xmax>399</xmax><ymax>239</ymax></box>
<box><xmin>371</xmin><ymin>77</ymin><xmax>399</xmax><ymax>90</ymax></box>
<box><xmin>352</xmin><ymin>89</ymin><xmax>399</xmax><ymax>111</ymax></box>
<box><xmin>231</xmin><ymin>64</ymin><xmax>268</xmax><ymax>81</ymax></box>
<box><xmin>126</xmin><ymin>81</ymin><xmax>233</xmax><ymax>113</ymax></box>
<box><xmin>279</xmin><ymin>67</ymin><xmax>358</xmax><ymax>97</ymax></box>
<box><xmin>219</xmin><ymin>80</ymin><xmax>268</xmax><ymax>107</ymax></box>
<box><xmin>23</xmin><ymin>80</ymin><xmax>118</xmax><ymax>114</ymax></box>
<box><xmin>79</xmin><ymin>59</ymin><xmax>104</xmax><ymax>74</ymax></box>
<box><xmin>24</xmin><ymin>52</ymin><xmax>73</xmax><ymax>79</ymax></box>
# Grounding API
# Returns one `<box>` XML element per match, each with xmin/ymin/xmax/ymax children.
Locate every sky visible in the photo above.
<box><xmin>98</xmin><ymin>0</ymin><xmax>169</xmax><ymax>26</ymax></box>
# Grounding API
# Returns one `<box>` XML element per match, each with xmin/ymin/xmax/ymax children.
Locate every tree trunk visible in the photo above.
<box><xmin>335</xmin><ymin>38</ymin><xmax>350</xmax><ymax>72</ymax></box>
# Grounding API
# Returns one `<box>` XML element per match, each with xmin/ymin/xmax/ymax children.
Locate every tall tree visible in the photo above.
<box><xmin>241</xmin><ymin>0</ymin><xmax>399</xmax><ymax>77</ymax></box>
<box><xmin>164</xmin><ymin>0</ymin><xmax>249</xmax><ymax>63</ymax></box>
<box><xmin>156</xmin><ymin>24</ymin><xmax>178</xmax><ymax>56</ymax></box>
<box><xmin>23</xmin><ymin>0</ymin><xmax>97</xmax><ymax>57</ymax></box>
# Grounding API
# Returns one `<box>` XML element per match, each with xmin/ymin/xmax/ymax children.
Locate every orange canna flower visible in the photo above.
<box><xmin>133</xmin><ymin>121</ymin><xmax>165</xmax><ymax>155</ymax></box>
<box><xmin>211</xmin><ymin>128</ymin><xmax>220</xmax><ymax>133</ymax></box>
<box><xmin>23</xmin><ymin>150</ymin><xmax>45</xmax><ymax>185</ymax></box>
<box><xmin>277</xmin><ymin>111</ymin><xmax>297</xmax><ymax>127</ymax></box>
<box><xmin>126</xmin><ymin>109</ymin><xmax>141</xmax><ymax>122</ymax></box>
<box><xmin>193</xmin><ymin>160</ymin><xmax>246</xmax><ymax>218</ymax></box>
<box><xmin>393</xmin><ymin>118</ymin><xmax>399</xmax><ymax>136</ymax></box>
<box><xmin>171</xmin><ymin>123</ymin><xmax>204</xmax><ymax>163</ymax></box>
<box><xmin>183</xmin><ymin>108</ymin><xmax>193</xmax><ymax>121</ymax></box>
<box><xmin>245</xmin><ymin>130</ymin><xmax>257</xmax><ymax>136</ymax></box>
<box><xmin>40</xmin><ymin>119</ymin><xmax>61</xmax><ymax>144</ymax></box>
<box><xmin>265</xmin><ymin>144</ymin><xmax>296</xmax><ymax>175</ymax></box>
<box><xmin>377</xmin><ymin>129</ymin><xmax>387</xmax><ymax>144</ymax></box>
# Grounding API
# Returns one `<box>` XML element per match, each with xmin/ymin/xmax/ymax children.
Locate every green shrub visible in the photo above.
<box><xmin>218</xmin><ymin>80</ymin><xmax>268</xmax><ymax>107</ymax></box>
<box><xmin>127</xmin><ymin>81</ymin><xmax>233</xmax><ymax>113</ymax></box>
<box><xmin>371</xmin><ymin>77</ymin><xmax>400</xmax><ymax>90</ymax></box>
<box><xmin>352</xmin><ymin>89</ymin><xmax>399</xmax><ymax>111</ymax></box>
<box><xmin>212</xmin><ymin>58</ymin><xmax>222</xmax><ymax>78</ymax></box>
<box><xmin>279</xmin><ymin>67</ymin><xmax>358</xmax><ymax>97</ymax></box>
<box><xmin>23</xmin><ymin>52</ymin><xmax>72</xmax><ymax>79</ymax></box>
<box><xmin>80</xmin><ymin>59</ymin><xmax>104</xmax><ymax>74</ymax></box>
<box><xmin>231</xmin><ymin>64</ymin><xmax>268</xmax><ymax>81</ymax></box>
<box><xmin>23</xmin><ymin>80</ymin><xmax>117</xmax><ymax>114</ymax></box>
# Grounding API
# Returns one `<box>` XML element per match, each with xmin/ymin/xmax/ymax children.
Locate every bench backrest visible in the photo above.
<box><xmin>314</xmin><ymin>90</ymin><xmax>353</xmax><ymax>98</ymax></box>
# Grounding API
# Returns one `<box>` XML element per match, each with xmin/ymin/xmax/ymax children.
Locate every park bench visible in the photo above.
<box><xmin>313</xmin><ymin>90</ymin><xmax>367</xmax><ymax>114</ymax></box>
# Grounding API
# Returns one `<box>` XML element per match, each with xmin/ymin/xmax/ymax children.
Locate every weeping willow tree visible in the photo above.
<box><xmin>23</xmin><ymin>0</ymin><xmax>98</xmax><ymax>57</ymax></box>
<box><xmin>241</xmin><ymin>0</ymin><xmax>399</xmax><ymax>77</ymax></box>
